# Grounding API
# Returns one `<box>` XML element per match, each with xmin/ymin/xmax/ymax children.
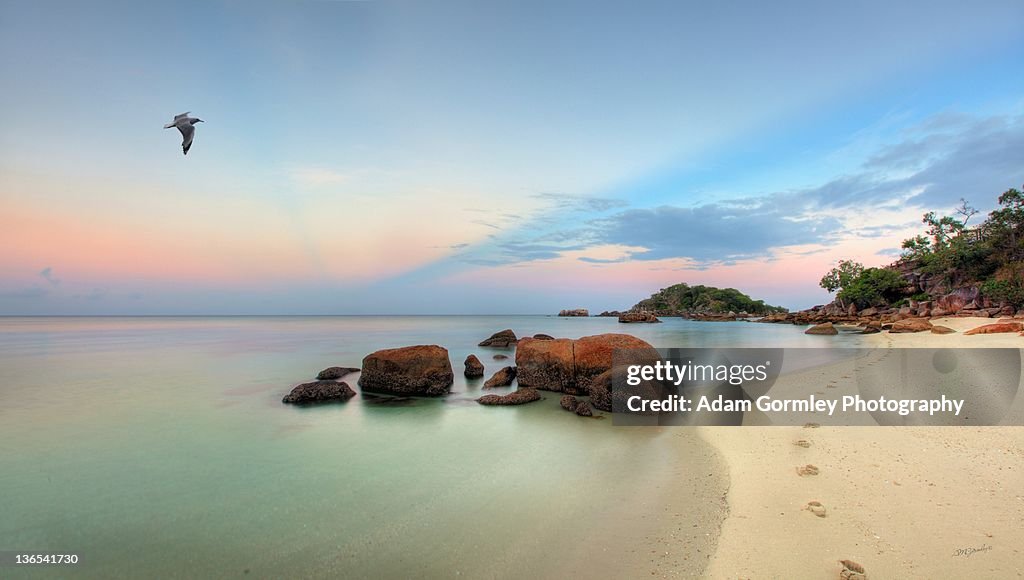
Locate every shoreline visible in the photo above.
<box><xmin>699</xmin><ymin>317</ymin><xmax>1024</xmax><ymax>579</ymax></box>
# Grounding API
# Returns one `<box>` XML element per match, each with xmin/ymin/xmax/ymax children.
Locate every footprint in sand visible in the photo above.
<box><xmin>804</xmin><ymin>500</ymin><xmax>827</xmax><ymax>517</ymax></box>
<box><xmin>793</xmin><ymin>439</ymin><xmax>812</xmax><ymax>448</ymax></box>
<box><xmin>804</xmin><ymin>422</ymin><xmax>821</xmax><ymax>428</ymax></box>
<box><xmin>796</xmin><ymin>464</ymin><xmax>819</xmax><ymax>476</ymax></box>
<box><xmin>838</xmin><ymin>559</ymin><xmax>866</xmax><ymax>580</ymax></box>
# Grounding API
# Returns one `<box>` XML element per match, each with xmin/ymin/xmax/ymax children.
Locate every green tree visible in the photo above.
<box><xmin>819</xmin><ymin>260</ymin><xmax>864</xmax><ymax>294</ymax></box>
<box><xmin>837</xmin><ymin>268</ymin><xmax>907</xmax><ymax>308</ymax></box>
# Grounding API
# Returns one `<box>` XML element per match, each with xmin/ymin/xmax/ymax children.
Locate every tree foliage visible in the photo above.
<box><xmin>819</xmin><ymin>260</ymin><xmax>864</xmax><ymax>294</ymax></box>
<box><xmin>634</xmin><ymin>283</ymin><xmax>786</xmax><ymax>314</ymax></box>
<box><xmin>837</xmin><ymin>268</ymin><xmax>907</xmax><ymax>308</ymax></box>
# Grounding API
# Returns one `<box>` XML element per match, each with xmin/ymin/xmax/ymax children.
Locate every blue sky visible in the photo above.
<box><xmin>1</xmin><ymin>0</ymin><xmax>1023</xmax><ymax>314</ymax></box>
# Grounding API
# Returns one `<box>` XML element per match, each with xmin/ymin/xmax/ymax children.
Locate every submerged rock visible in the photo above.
<box><xmin>483</xmin><ymin>366</ymin><xmax>517</xmax><ymax>388</ymax></box>
<box><xmin>478</xmin><ymin>329</ymin><xmax>518</xmax><ymax>348</ymax></box>
<box><xmin>464</xmin><ymin>354</ymin><xmax>484</xmax><ymax>379</ymax></box>
<box><xmin>316</xmin><ymin>366</ymin><xmax>360</xmax><ymax>380</ymax></box>
<box><xmin>493</xmin><ymin>354</ymin><xmax>509</xmax><ymax>360</ymax></box>
<box><xmin>282</xmin><ymin>380</ymin><xmax>356</xmax><ymax>404</ymax></box>
<box><xmin>476</xmin><ymin>388</ymin><xmax>541</xmax><ymax>406</ymax></box>
<box><xmin>359</xmin><ymin>345</ymin><xmax>454</xmax><ymax>396</ymax></box>
<box><xmin>559</xmin><ymin>394</ymin><xmax>578</xmax><ymax>411</ymax></box>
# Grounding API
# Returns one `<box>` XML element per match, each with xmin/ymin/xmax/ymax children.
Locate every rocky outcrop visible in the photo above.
<box><xmin>515</xmin><ymin>333</ymin><xmax>660</xmax><ymax>401</ymax></box>
<box><xmin>478</xmin><ymin>329</ymin><xmax>518</xmax><ymax>347</ymax></box>
<box><xmin>587</xmin><ymin>367</ymin><xmax>665</xmax><ymax>413</ymax></box>
<box><xmin>359</xmin><ymin>345</ymin><xmax>454</xmax><ymax>396</ymax></box>
<box><xmin>483</xmin><ymin>366</ymin><xmax>517</xmax><ymax>388</ymax></box>
<box><xmin>464</xmin><ymin>354</ymin><xmax>484</xmax><ymax>378</ymax></box>
<box><xmin>316</xmin><ymin>366</ymin><xmax>359</xmax><ymax>380</ymax></box>
<box><xmin>964</xmin><ymin>322</ymin><xmax>1023</xmax><ymax>335</ymax></box>
<box><xmin>890</xmin><ymin>318</ymin><xmax>933</xmax><ymax>333</ymax></box>
<box><xmin>618</xmin><ymin>311</ymin><xmax>661</xmax><ymax>323</ymax></box>
<box><xmin>805</xmin><ymin>322</ymin><xmax>838</xmax><ymax>335</ymax></box>
<box><xmin>574</xmin><ymin>333</ymin><xmax>660</xmax><ymax>393</ymax></box>
<box><xmin>560</xmin><ymin>395</ymin><xmax>578</xmax><ymax>411</ymax></box>
<box><xmin>558</xmin><ymin>308</ymin><xmax>589</xmax><ymax>317</ymax></box>
<box><xmin>282</xmin><ymin>380</ymin><xmax>356</xmax><ymax>404</ymax></box>
<box><xmin>476</xmin><ymin>388</ymin><xmax>541</xmax><ymax>406</ymax></box>
<box><xmin>515</xmin><ymin>337</ymin><xmax>577</xmax><ymax>393</ymax></box>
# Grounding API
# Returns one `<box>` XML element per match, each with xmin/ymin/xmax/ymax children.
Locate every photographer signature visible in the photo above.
<box><xmin>953</xmin><ymin>544</ymin><xmax>992</xmax><ymax>557</ymax></box>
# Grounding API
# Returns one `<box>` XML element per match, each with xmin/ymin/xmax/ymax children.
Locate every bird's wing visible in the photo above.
<box><xmin>178</xmin><ymin>123</ymin><xmax>195</xmax><ymax>155</ymax></box>
<box><xmin>174</xmin><ymin>112</ymin><xmax>190</xmax><ymax>120</ymax></box>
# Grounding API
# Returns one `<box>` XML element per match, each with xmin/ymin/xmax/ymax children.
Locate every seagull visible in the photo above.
<box><xmin>164</xmin><ymin>112</ymin><xmax>204</xmax><ymax>155</ymax></box>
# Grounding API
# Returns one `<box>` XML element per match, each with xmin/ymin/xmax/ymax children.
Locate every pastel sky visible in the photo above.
<box><xmin>2</xmin><ymin>0</ymin><xmax>1023</xmax><ymax>314</ymax></box>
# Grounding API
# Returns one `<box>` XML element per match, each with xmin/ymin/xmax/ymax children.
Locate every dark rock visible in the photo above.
<box><xmin>532</xmin><ymin>334</ymin><xmax>555</xmax><ymax>340</ymax></box>
<box><xmin>558</xmin><ymin>309</ymin><xmax>589</xmax><ymax>317</ymax></box>
<box><xmin>478</xmin><ymin>329</ymin><xmax>518</xmax><ymax>348</ymax></box>
<box><xmin>588</xmin><ymin>367</ymin><xmax>665</xmax><ymax>413</ymax></box>
<box><xmin>575</xmin><ymin>401</ymin><xmax>593</xmax><ymax>417</ymax></box>
<box><xmin>464</xmin><ymin>354</ymin><xmax>484</xmax><ymax>378</ymax></box>
<box><xmin>282</xmin><ymin>380</ymin><xmax>356</xmax><ymax>404</ymax></box>
<box><xmin>476</xmin><ymin>388</ymin><xmax>541</xmax><ymax>406</ymax></box>
<box><xmin>559</xmin><ymin>395</ymin><xmax>578</xmax><ymax>411</ymax></box>
<box><xmin>316</xmin><ymin>366</ymin><xmax>359</xmax><ymax>380</ymax></box>
<box><xmin>359</xmin><ymin>345</ymin><xmax>454</xmax><ymax>396</ymax></box>
<box><xmin>483</xmin><ymin>366</ymin><xmax>517</xmax><ymax>388</ymax></box>
<box><xmin>618</xmin><ymin>311</ymin><xmax>661</xmax><ymax>323</ymax></box>
<box><xmin>493</xmin><ymin>354</ymin><xmax>509</xmax><ymax>360</ymax></box>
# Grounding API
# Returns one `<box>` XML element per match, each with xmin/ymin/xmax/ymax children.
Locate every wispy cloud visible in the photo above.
<box><xmin>462</xmin><ymin>111</ymin><xmax>1024</xmax><ymax>268</ymax></box>
<box><xmin>39</xmin><ymin>267</ymin><xmax>61</xmax><ymax>285</ymax></box>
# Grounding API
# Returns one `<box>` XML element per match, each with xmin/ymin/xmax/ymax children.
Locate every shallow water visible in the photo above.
<box><xmin>0</xmin><ymin>316</ymin><xmax>855</xmax><ymax>578</ymax></box>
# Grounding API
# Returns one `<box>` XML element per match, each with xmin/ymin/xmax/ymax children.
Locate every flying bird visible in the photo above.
<box><xmin>164</xmin><ymin>112</ymin><xmax>204</xmax><ymax>155</ymax></box>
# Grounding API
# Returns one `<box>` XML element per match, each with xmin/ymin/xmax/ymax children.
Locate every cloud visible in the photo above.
<box><xmin>588</xmin><ymin>203</ymin><xmax>843</xmax><ymax>262</ymax></box>
<box><xmin>39</xmin><ymin>267</ymin><xmax>61</xmax><ymax>285</ymax></box>
<box><xmin>531</xmin><ymin>192</ymin><xmax>628</xmax><ymax>213</ymax></box>
<box><xmin>468</xmin><ymin>111</ymin><xmax>1024</xmax><ymax>268</ymax></box>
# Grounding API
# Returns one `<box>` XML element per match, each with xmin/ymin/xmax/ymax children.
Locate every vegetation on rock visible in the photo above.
<box><xmin>632</xmin><ymin>283</ymin><xmax>786</xmax><ymax>315</ymax></box>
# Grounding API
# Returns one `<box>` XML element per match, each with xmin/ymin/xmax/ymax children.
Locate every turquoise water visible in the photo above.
<box><xmin>0</xmin><ymin>316</ymin><xmax>856</xmax><ymax>578</ymax></box>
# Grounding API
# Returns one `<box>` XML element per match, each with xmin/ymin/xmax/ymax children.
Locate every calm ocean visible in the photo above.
<box><xmin>0</xmin><ymin>316</ymin><xmax>863</xmax><ymax>578</ymax></box>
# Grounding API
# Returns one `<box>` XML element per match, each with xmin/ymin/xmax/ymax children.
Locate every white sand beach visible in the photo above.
<box><xmin>699</xmin><ymin>317</ymin><xmax>1024</xmax><ymax>579</ymax></box>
